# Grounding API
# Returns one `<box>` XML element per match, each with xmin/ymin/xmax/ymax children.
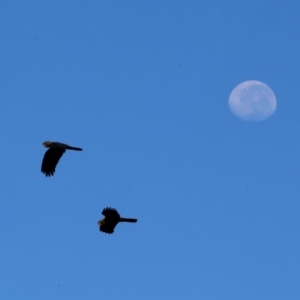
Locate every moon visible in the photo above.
<box><xmin>228</xmin><ymin>80</ymin><xmax>277</xmax><ymax>122</ymax></box>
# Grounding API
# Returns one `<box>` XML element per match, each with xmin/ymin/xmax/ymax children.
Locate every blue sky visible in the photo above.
<box><xmin>1</xmin><ymin>1</ymin><xmax>300</xmax><ymax>299</ymax></box>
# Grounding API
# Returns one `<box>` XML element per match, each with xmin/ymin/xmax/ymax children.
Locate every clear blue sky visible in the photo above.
<box><xmin>0</xmin><ymin>1</ymin><xmax>299</xmax><ymax>299</ymax></box>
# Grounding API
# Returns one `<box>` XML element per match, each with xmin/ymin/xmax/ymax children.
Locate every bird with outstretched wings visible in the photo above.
<box><xmin>98</xmin><ymin>207</ymin><xmax>137</xmax><ymax>234</ymax></box>
<box><xmin>41</xmin><ymin>141</ymin><xmax>82</xmax><ymax>177</ymax></box>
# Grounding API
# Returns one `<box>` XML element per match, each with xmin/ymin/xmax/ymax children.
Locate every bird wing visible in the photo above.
<box><xmin>99</xmin><ymin>224</ymin><xmax>115</xmax><ymax>234</ymax></box>
<box><xmin>41</xmin><ymin>148</ymin><xmax>65</xmax><ymax>177</ymax></box>
<box><xmin>102</xmin><ymin>207</ymin><xmax>120</xmax><ymax>218</ymax></box>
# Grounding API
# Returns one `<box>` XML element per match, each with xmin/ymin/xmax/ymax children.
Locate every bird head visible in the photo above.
<box><xmin>43</xmin><ymin>141</ymin><xmax>52</xmax><ymax>148</ymax></box>
<box><xmin>98</xmin><ymin>219</ymin><xmax>105</xmax><ymax>226</ymax></box>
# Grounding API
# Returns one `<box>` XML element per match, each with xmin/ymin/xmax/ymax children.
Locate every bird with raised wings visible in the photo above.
<box><xmin>41</xmin><ymin>141</ymin><xmax>82</xmax><ymax>177</ymax></box>
<box><xmin>98</xmin><ymin>207</ymin><xmax>138</xmax><ymax>234</ymax></box>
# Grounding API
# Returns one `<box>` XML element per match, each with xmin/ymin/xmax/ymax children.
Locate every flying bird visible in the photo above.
<box><xmin>98</xmin><ymin>207</ymin><xmax>137</xmax><ymax>234</ymax></box>
<box><xmin>41</xmin><ymin>141</ymin><xmax>82</xmax><ymax>177</ymax></box>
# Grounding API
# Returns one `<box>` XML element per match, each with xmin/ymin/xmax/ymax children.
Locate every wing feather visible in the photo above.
<box><xmin>41</xmin><ymin>148</ymin><xmax>65</xmax><ymax>177</ymax></box>
<box><xmin>102</xmin><ymin>207</ymin><xmax>120</xmax><ymax>218</ymax></box>
<box><xmin>100</xmin><ymin>224</ymin><xmax>114</xmax><ymax>234</ymax></box>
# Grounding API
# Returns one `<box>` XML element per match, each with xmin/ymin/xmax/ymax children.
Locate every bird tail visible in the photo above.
<box><xmin>120</xmin><ymin>218</ymin><xmax>137</xmax><ymax>223</ymax></box>
<box><xmin>66</xmin><ymin>145</ymin><xmax>83</xmax><ymax>151</ymax></box>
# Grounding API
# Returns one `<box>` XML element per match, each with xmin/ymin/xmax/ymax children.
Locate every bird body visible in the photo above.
<box><xmin>98</xmin><ymin>207</ymin><xmax>137</xmax><ymax>234</ymax></box>
<box><xmin>41</xmin><ymin>141</ymin><xmax>82</xmax><ymax>177</ymax></box>
<box><xmin>43</xmin><ymin>141</ymin><xmax>82</xmax><ymax>151</ymax></box>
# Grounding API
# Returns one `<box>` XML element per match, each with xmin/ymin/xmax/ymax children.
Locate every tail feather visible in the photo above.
<box><xmin>120</xmin><ymin>218</ymin><xmax>137</xmax><ymax>223</ymax></box>
<box><xmin>66</xmin><ymin>145</ymin><xmax>83</xmax><ymax>151</ymax></box>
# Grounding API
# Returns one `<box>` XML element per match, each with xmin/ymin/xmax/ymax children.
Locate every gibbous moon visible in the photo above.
<box><xmin>228</xmin><ymin>80</ymin><xmax>277</xmax><ymax>122</ymax></box>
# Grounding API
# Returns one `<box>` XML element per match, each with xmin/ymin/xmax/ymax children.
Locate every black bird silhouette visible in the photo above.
<box><xmin>98</xmin><ymin>207</ymin><xmax>137</xmax><ymax>234</ymax></box>
<box><xmin>41</xmin><ymin>141</ymin><xmax>82</xmax><ymax>177</ymax></box>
